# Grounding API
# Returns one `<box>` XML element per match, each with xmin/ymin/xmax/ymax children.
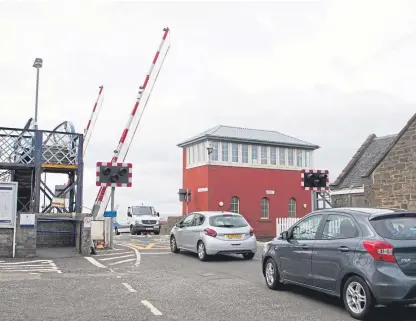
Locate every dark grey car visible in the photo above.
<box><xmin>262</xmin><ymin>208</ymin><xmax>416</xmax><ymax>320</ymax></box>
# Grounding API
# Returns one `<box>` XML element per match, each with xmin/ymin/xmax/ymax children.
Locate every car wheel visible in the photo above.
<box><xmin>264</xmin><ymin>258</ymin><xmax>284</xmax><ymax>290</ymax></box>
<box><xmin>115</xmin><ymin>227</ymin><xmax>120</xmax><ymax>235</ymax></box>
<box><xmin>343</xmin><ymin>276</ymin><xmax>374</xmax><ymax>320</ymax></box>
<box><xmin>154</xmin><ymin>231</ymin><xmax>160</xmax><ymax>235</ymax></box>
<box><xmin>130</xmin><ymin>226</ymin><xmax>136</xmax><ymax>235</ymax></box>
<box><xmin>170</xmin><ymin>236</ymin><xmax>180</xmax><ymax>253</ymax></box>
<box><xmin>243</xmin><ymin>253</ymin><xmax>255</xmax><ymax>260</ymax></box>
<box><xmin>197</xmin><ymin>241</ymin><xmax>208</xmax><ymax>261</ymax></box>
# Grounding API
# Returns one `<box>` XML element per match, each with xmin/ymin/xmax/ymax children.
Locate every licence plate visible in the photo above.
<box><xmin>145</xmin><ymin>228</ymin><xmax>153</xmax><ymax>231</ymax></box>
<box><xmin>226</xmin><ymin>234</ymin><xmax>243</xmax><ymax>240</ymax></box>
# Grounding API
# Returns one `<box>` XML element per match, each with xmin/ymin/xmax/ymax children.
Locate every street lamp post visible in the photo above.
<box><xmin>33</xmin><ymin>58</ymin><xmax>43</xmax><ymax>130</ymax></box>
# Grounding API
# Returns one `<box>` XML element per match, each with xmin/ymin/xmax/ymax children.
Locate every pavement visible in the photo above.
<box><xmin>0</xmin><ymin>233</ymin><xmax>415</xmax><ymax>321</ymax></box>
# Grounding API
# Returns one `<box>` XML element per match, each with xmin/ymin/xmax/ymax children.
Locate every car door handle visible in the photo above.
<box><xmin>337</xmin><ymin>246</ymin><xmax>349</xmax><ymax>252</ymax></box>
<box><xmin>300</xmin><ymin>244</ymin><xmax>308</xmax><ymax>249</ymax></box>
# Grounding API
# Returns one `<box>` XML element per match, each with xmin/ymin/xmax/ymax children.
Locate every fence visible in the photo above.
<box><xmin>276</xmin><ymin>217</ymin><xmax>301</xmax><ymax>236</ymax></box>
<box><xmin>276</xmin><ymin>217</ymin><xmax>342</xmax><ymax>237</ymax></box>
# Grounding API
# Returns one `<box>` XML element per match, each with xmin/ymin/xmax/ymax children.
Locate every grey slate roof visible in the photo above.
<box><xmin>177</xmin><ymin>125</ymin><xmax>319</xmax><ymax>149</ymax></box>
<box><xmin>331</xmin><ymin>134</ymin><xmax>397</xmax><ymax>190</ymax></box>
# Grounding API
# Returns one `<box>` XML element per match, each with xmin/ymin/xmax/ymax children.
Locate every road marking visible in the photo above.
<box><xmin>140</xmin><ymin>252</ymin><xmax>171</xmax><ymax>255</ymax></box>
<box><xmin>84</xmin><ymin>257</ymin><xmax>107</xmax><ymax>268</ymax></box>
<box><xmin>128</xmin><ymin>243</ymin><xmax>169</xmax><ymax>250</ymax></box>
<box><xmin>127</xmin><ymin>243</ymin><xmax>154</xmax><ymax>250</ymax></box>
<box><xmin>108</xmin><ymin>258</ymin><xmax>136</xmax><ymax>266</ymax></box>
<box><xmin>99</xmin><ymin>254</ymin><xmax>135</xmax><ymax>261</ymax></box>
<box><xmin>0</xmin><ymin>260</ymin><xmax>62</xmax><ymax>273</ymax></box>
<box><xmin>118</xmin><ymin>244</ymin><xmax>141</xmax><ymax>266</ymax></box>
<box><xmin>141</xmin><ymin>300</ymin><xmax>162</xmax><ymax>316</ymax></box>
<box><xmin>94</xmin><ymin>251</ymin><xmax>132</xmax><ymax>257</ymax></box>
<box><xmin>122</xmin><ymin>283</ymin><xmax>137</xmax><ymax>292</ymax></box>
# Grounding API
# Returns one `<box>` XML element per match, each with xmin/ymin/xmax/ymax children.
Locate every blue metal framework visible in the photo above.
<box><xmin>0</xmin><ymin>121</ymin><xmax>84</xmax><ymax>213</ymax></box>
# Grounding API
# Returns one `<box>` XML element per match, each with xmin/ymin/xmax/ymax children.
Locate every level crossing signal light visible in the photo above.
<box><xmin>301</xmin><ymin>169</ymin><xmax>329</xmax><ymax>191</ymax></box>
<box><xmin>96</xmin><ymin>162</ymin><xmax>133</xmax><ymax>187</ymax></box>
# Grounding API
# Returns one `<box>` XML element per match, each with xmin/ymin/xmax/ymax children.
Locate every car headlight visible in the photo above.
<box><xmin>135</xmin><ymin>220</ymin><xmax>142</xmax><ymax>224</ymax></box>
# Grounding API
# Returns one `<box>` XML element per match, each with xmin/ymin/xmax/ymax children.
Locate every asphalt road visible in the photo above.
<box><xmin>0</xmin><ymin>234</ymin><xmax>415</xmax><ymax>321</ymax></box>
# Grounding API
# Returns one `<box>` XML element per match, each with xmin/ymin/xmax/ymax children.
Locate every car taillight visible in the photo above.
<box><xmin>249</xmin><ymin>228</ymin><xmax>254</xmax><ymax>236</ymax></box>
<box><xmin>204</xmin><ymin>228</ymin><xmax>217</xmax><ymax>237</ymax></box>
<box><xmin>363</xmin><ymin>240</ymin><xmax>396</xmax><ymax>263</ymax></box>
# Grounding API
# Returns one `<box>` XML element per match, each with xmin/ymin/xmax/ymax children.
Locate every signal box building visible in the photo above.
<box><xmin>177</xmin><ymin>125</ymin><xmax>320</xmax><ymax>237</ymax></box>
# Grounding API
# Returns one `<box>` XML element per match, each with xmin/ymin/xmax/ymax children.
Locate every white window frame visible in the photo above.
<box><xmin>232</xmin><ymin>143</ymin><xmax>239</xmax><ymax>163</ymax></box>
<box><xmin>261</xmin><ymin>197</ymin><xmax>269</xmax><ymax>219</ymax></box>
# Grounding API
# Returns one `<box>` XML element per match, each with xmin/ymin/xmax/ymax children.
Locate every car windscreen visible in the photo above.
<box><xmin>370</xmin><ymin>215</ymin><xmax>416</xmax><ymax>240</ymax></box>
<box><xmin>209</xmin><ymin>215</ymin><xmax>248</xmax><ymax>228</ymax></box>
<box><xmin>131</xmin><ymin>206</ymin><xmax>153</xmax><ymax>215</ymax></box>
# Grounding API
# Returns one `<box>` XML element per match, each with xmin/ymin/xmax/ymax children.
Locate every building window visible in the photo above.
<box><xmin>198</xmin><ymin>144</ymin><xmax>203</xmax><ymax>163</ymax></box>
<box><xmin>279</xmin><ymin>148</ymin><xmax>286</xmax><ymax>165</ymax></box>
<box><xmin>242</xmin><ymin>144</ymin><xmax>248</xmax><ymax>163</ymax></box>
<box><xmin>202</xmin><ymin>142</ymin><xmax>207</xmax><ymax>161</ymax></box>
<box><xmin>261</xmin><ymin>146</ymin><xmax>267</xmax><ymax>164</ymax></box>
<box><xmin>193</xmin><ymin>145</ymin><xmax>197</xmax><ymax>163</ymax></box>
<box><xmin>296</xmin><ymin>150</ymin><xmax>303</xmax><ymax>167</ymax></box>
<box><xmin>261</xmin><ymin>197</ymin><xmax>269</xmax><ymax>219</ymax></box>
<box><xmin>232</xmin><ymin>143</ymin><xmax>239</xmax><ymax>162</ymax></box>
<box><xmin>288</xmin><ymin>148</ymin><xmax>294</xmax><ymax>166</ymax></box>
<box><xmin>222</xmin><ymin>142</ymin><xmax>229</xmax><ymax>162</ymax></box>
<box><xmin>230</xmin><ymin>196</ymin><xmax>240</xmax><ymax>213</ymax></box>
<box><xmin>270</xmin><ymin>147</ymin><xmax>277</xmax><ymax>165</ymax></box>
<box><xmin>305</xmin><ymin>151</ymin><xmax>309</xmax><ymax>168</ymax></box>
<box><xmin>186</xmin><ymin>147</ymin><xmax>190</xmax><ymax>165</ymax></box>
<box><xmin>211</xmin><ymin>142</ymin><xmax>219</xmax><ymax>161</ymax></box>
<box><xmin>288</xmin><ymin>198</ymin><xmax>296</xmax><ymax>217</ymax></box>
<box><xmin>251</xmin><ymin>145</ymin><xmax>258</xmax><ymax>164</ymax></box>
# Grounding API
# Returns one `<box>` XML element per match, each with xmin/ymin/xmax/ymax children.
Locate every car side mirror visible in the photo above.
<box><xmin>280</xmin><ymin>231</ymin><xmax>289</xmax><ymax>240</ymax></box>
<box><xmin>127</xmin><ymin>212</ymin><xmax>132</xmax><ymax>218</ymax></box>
<box><xmin>157</xmin><ymin>212</ymin><xmax>160</xmax><ymax>217</ymax></box>
<box><xmin>176</xmin><ymin>222</ymin><xmax>182</xmax><ymax>228</ymax></box>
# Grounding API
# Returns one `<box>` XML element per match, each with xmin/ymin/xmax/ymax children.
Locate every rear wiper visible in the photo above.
<box><xmin>222</xmin><ymin>224</ymin><xmax>234</xmax><ymax>227</ymax></box>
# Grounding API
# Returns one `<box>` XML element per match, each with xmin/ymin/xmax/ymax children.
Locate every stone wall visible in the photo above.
<box><xmin>0</xmin><ymin>214</ymin><xmax>36</xmax><ymax>258</ymax></box>
<box><xmin>331</xmin><ymin>193</ymin><xmax>366</xmax><ymax>208</ymax></box>
<box><xmin>160</xmin><ymin>216</ymin><xmax>182</xmax><ymax>235</ymax></box>
<box><xmin>365</xmin><ymin>116</ymin><xmax>416</xmax><ymax>209</ymax></box>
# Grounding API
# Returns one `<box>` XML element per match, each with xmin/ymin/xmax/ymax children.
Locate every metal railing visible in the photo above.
<box><xmin>0</xmin><ymin>126</ymin><xmax>82</xmax><ymax>167</ymax></box>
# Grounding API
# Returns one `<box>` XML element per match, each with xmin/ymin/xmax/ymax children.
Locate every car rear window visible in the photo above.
<box><xmin>209</xmin><ymin>215</ymin><xmax>248</xmax><ymax>228</ymax></box>
<box><xmin>370</xmin><ymin>216</ymin><xmax>416</xmax><ymax>240</ymax></box>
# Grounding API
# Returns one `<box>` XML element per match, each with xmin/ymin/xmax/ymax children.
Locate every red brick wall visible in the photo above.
<box><xmin>181</xmin><ymin>149</ymin><xmax>312</xmax><ymax>236</ymax></box>
<box><xmin>182</xmin><ymin>149</ymin><xmax>209</xmax><ymax>214</ymax></box>
<box><xmin>207</xmin><ymin>165</ymin><xmax>312</xmax><ymax>236</ymax></box>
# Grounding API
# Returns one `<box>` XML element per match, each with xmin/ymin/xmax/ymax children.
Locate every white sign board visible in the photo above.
<box><xmin>0</xmin><ymin>182</ymin><xmax>17</xmax><ymax>228</ymax></box>
<box><xmin>20</xmin><ymin>214</ymin><xmax>36</xmax><ymax>227</ymax></box>
<box><xmin>91</xmin><ymin>220</ymin><xmax>104</xmax><ymax>241</ymax></box>
<box><xmin>83</xmin><ymin>216</ymin><xmax>92</xmax><ymax>228</ymax></box>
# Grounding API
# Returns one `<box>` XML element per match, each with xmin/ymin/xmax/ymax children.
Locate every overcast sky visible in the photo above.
<box><xmin>1</xmin><ymin>0</ymin><xmax>416</xmax><ymax>216</ymax></box>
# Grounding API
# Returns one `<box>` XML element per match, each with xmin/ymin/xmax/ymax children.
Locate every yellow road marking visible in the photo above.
<box><xmin>128</xmin><ymin>243</ymin><xmax>169</xmax><ymax>250</ymax></box>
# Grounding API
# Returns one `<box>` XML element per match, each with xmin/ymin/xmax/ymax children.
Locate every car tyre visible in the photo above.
<box><xmin>343</xmin><ymin>276</ymin><xmax>374</xmax><ymax>320</ymax></box>
<box><xmin>130</xmin><ymin>225</ymin><xmax>136</xmax><ymax>235</ymax></box>
<box><xmin>115</xmin><ymin>227</ymin><xmax>120</xmax><ymax>236</ymax></box>
<box><xmin>243</xmin><ymin>253</ymin><xmax>255</xmax><ymax>260</ymax></box>
<box><xmin>197</xmin><ymin>241</ymin><xmax>208</xmax><ymax>261</ymax></box>
<box><xmin>170</xmin><ymin>235</ymin><xmax>180</xmax><ymax>253</ymax></box>
<box><xmin>264</xmin><ymin>258</ymin><xmax>285</xmax><ymax>290</ymax></box>
<box><xmin>154</xmin><ymin>231</ymin><xmax>160</xmax><ymax>235</ymax></box>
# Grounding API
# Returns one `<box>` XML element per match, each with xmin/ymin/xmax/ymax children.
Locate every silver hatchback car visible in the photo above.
<box><xmin>170</xmin><ymin>211</ymin><xmax>257</xmax><ymax>261</ymax></box>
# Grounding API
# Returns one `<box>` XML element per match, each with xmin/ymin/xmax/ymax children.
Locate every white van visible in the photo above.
<box><xmin>126</xmin><ymin>205</ymin><xmax>161</xmax><ymax>235</ymax></box>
